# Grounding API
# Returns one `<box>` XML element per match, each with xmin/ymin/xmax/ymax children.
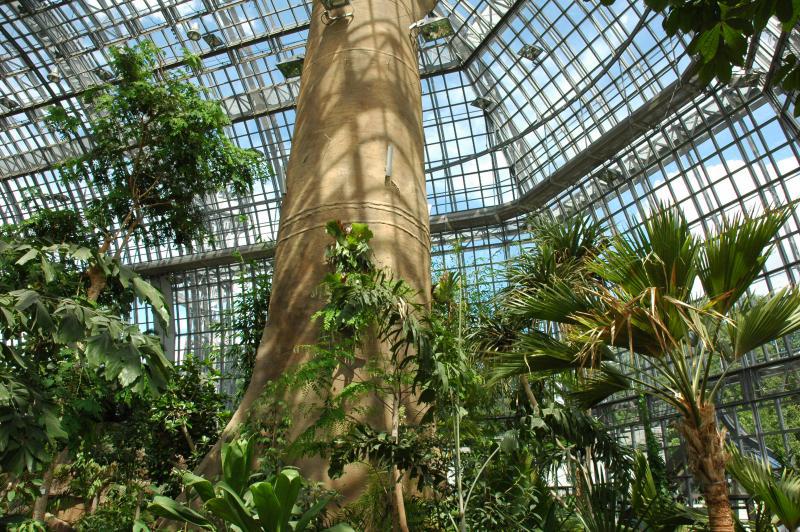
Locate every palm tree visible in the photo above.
<box><xmin>726</xmin><ymin>445</ymin><xmax>800</xmax><ymax>530</ymax></box>
<box><xmin>487</xmin><ymin>204</ymin><xmax>800</xmax><ymax>531</ymax></box>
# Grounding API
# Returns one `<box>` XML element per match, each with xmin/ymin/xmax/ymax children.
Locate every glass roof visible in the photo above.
<box><xmin>0</xmin><ymin>0</ymin><xmax>794</xmax><ymax>268</ymax></box>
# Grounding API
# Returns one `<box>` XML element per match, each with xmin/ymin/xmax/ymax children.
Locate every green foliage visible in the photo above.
<box><xmin>489</xmin><ymin>205</ymin><xmax>800</xmax><ymax>416</ymax></box>
<box><xmin>149</xmin><ymin>437</ymin><xmax>352</xmax><ymax>531</ymax></box>
<box><xmin>727</xmin><ymin>445</ymin><xmax>800</xmax><ymax>529</ymax></box>
<box><xmin>483</xmin><ymin>204</ymin><xmax>798</xmax><ymax>527</ymax></box>
<box><xmin>290</xmin><ymin>222</ymin><xmax>433</xmax><ymax>485</ymax></box>
<box><xmin>212</xmin><ymin>265</ymin><xmax>272</xmax><ymax>400</ymax></box>
<box><xmin>593</xmin><ymin>0</ymin><xmax>800</xmax><ymax>114</ymax></box>
<box><xmin>327</xmin><ymin>424</ymin><xmax>448</xmax><ymax>488</ymax></box>
<box><xmin>45</xmin><ymin>41</ymin><xmax>269</xmax><ymax>253</ymax></box>
<box><xmin>0</xmin><ymin>239</ymin><xmax>172</xmax><ymax>474</ymax></box>
<box><xmin>147</xmin><ymin>354</ymin><xmax>229</xmax><ymax>468</ymax></box>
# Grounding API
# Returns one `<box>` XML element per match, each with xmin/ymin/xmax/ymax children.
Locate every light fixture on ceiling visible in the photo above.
<box><xmin>47</xmin><ymin>66</ymin><xmax>61</xmax><ymax>83</ymax></box>
<box><xmin>320</xmin><ymin>0</ymin><xmax>353</xmax><ymax>25</ymax></box>
<box><xmin>728</xmin><ymin>70</ymin><xmax>762</xmax><ymax>89</ymax></box>
<box><xmin>518</xmin><ymin>44</ymin><xmax>544</xmax><ymax>61</ymax></box>
<box><xmin>410</xmin><ymin>15</ymin><xmax>454</xmax><ymax>42</ymax></box>
<box><xmin>187</xmin><ymin>22</ymin><xmax>202</xmax><ymax>42</ymax></box>
<box><xmin>95</xmin><ymin>67</ymin><xmax>114</xmax><ymax>81</ymax></box>
<box><xmin>320</xmin><ymin>0</ymin><xmax>350</xmax><ymax>10</ymax></box>
<box><xmin>0</xmin><ymin>95</ymin><xmax>19</xmax><ymax>109</ymax></box>
<box><xmin>277</xmin><ymin>55</ymin><xmax>305</xmax><ymax>78</ymax></box>
<box><xmin>596</xmin><ymin>168</ymin><xmax>622</xmax><ymax>185</ymax></box>
<box><xmin>203</xmin><ymin>33</ymin><xmax>224</xmax><ymax>48</ymax></box>
<box><xmin>470</xmin><ymin>96</ymin><xmax>494</xmax><ymax>110</ymax></box>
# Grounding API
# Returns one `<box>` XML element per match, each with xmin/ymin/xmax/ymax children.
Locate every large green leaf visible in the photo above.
<box><xmin>221</xmin><ymin>437</ymin><xmax>254</xmax><ymax>494</ymax></box>
<box><xmin>132</xmin><ymin>276</ymin><xmax>170</xmax><ymax>328</ymax></box>
<box><xmin>727</xmin><ymin>287</ymin><xmax>800</xmax><ymax>359</ymax></box>
<box><xmin>55</xmin><ymin>311</ymin><xmax>85</xmax><ymax>343</ymax></box>
<box><xmin>274</xmin><ymin>468</ymin><xmax>302</xmax><ymax>528</ymax></box>
<box><xmin>503</xmin><ymin>279</ymin><xmax>593</xmax><ymax>324</ymax></box>
<box><xmin>84</xmin><ymin>332</ymin><xmax>114</xmax><ymax>368</ymax></box>
<box><xmin>205</xmin><ymin>495</ymin><xmax>258</xmax><ymax>532</ymax></box>
<box><xmin>639</xmin><ymin>206</ymin><xmax>698</xmax><ymax>299</ymax></box>
<box><xmin>294</xmin><ymin>494</ymin><xmax>333</xmax><ymax>532</ymax></box>
<box><xmin>182</xmin><ymin>470</ymin><xmax>216</xmax><ymax>503</ymax></box>
<box><xmin>486</xmin><ymin>331</ymin><xmax>581</xmax><ymax>384</ymax></box>
<box><xmin>699</xmin><ymin>207</ymin><xmax>790</xmax><ymax>314</ymax></box>
<box><xmin>149</xmin><ymin>495</ymin><xmax>215</xmax><ymax>530</ymax></box>
<box><xmin>15</xmin><ymin>248</ymin><xmax>38</xmax><ymax>266</ymax></box>
<box><xmin>727</xmin><ymin>446</ymin><xmax>800</xmax><ymax>529</ymax></box>
<box><xmin>569</xmin><ymin>363</ymin><xmax>631</xmax><ymax>409</ymax></box>
<box><xmin>250</xmin><ymin>481</ymin><xmax>281</xmax><ymax>532</ymax></box>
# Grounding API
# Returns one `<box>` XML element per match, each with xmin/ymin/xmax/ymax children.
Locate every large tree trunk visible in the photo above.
<box><xmin>196</xmin><ymin>0</ymin><xmax>434</xmax><ymax>493</ymax></box>
<box><xmin>677</xmin><ymin>402</ymin><xmax>734</xmax><ymax>532</ymax></box>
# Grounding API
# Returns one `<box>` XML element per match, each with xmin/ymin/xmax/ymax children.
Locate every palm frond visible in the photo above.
<box><xmin>502</xmin><ymin>278</ymin><xmax>595</xmax><ymax>324</ymax></box>
<box><xmin>727</xmin><ymin>445</ymin><xmax>800</xmax><ymax>529</ymax></box>
<box><xmin>727</xmin><ymin>287</ymin><xmax>800</xmax><ymax>359</ymax></box>
<box><xmin>569</xmin><ymin>363</ymin><xmax>631</xmax><ymax>408</ymax></box>
<box><xmin>699</xmin><ymin>206</ymin><xmax>791</xmax><ymax>314</ymax></box>
<box><xmin>526</xmin><ymin>211</ymin><xmax>606</xmax><ymax>262</ymax></box>
<box><xmin>485</xmin><ymin>331</ymin><xmax>580</xmax><ymax>384</ymax></box>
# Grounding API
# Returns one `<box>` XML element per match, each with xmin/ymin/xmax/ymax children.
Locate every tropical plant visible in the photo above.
<box><xmin>594</xmin><ymin>0</ymin><xmax>800</xmax><ymax>115</ymax></box>
<box><xmin>149</xmin><ymin>437</ymin><xmax>352</xmax><ymax>531</ymax></box>
<box><xmin>211</xmin><ymin>264</ymin><xmax>272</xmax><ymax>400</ymax></box>
<box><xmin>0</xmin><ymin>239</ymin><xmax>171</xmax><ymax>475</ymax></box>
<box><xmin>148</xmin><ymin>354</ymin><xmax>229</xmax><ymax>460</ymax></box>
<box><xmin>489</xmin><ymin>204</ymin><xmax>800</xmax><ymax>530</ymax></box>
<box><xmin>289</xmin><ymin>220</ymin><xmax>431</xmax><ymax>532</ymax></box>
<box><xmin>571</xmin><ymin>451</ymin><xmax>703</xmax><ymax>532</ymax></box>
<box><xmin>726</xmin><ymin>445</ymin><xmax>800</xmax><ymax>530</ymax></box>
<box><xmin>45</xmin><ymin>41</ymin><xmax>268</xmax><ymax>301</ymax></box>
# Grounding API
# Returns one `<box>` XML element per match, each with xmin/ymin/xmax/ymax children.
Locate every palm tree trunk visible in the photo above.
<box><xmin>677</xmin><ymin>402</ymin><xmax>733</xmax><ymax>531</ymax></box>
<box><xmin>195</xmin><ymin>0</ymin><xmax>434</xmax><ymax>491</ymax></box>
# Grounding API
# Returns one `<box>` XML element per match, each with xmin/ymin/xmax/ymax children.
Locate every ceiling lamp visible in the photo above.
<box><xmin>203</xmin><ymin>33</ymin><xmax>224</xmax><ymax>49</ymax></box>
<box><xmin>0</xmin><ymin>96</ymin><xmax>19</xmax><ymax>109</ymax></box>
<box><xmin>95</xmin><ymin>67</ymin><xmax>114</xmax><ymax>81</ymax></box>
<box><xmin>518</xmin><ymin>44</ymin><xmax>543</xmax><ymax>61</ymax></box>
<box><xmin>411</xmin><ymin>15</ymin><xmax>454</xmax><ymax>42</ymax></box>
<box><xmin>728</xmin><ymin>71</ymin><xmax>762</xmax><ymax>88</ymax></box>
<box><xmin>470</xmin><ymin>96</ymin><xmax>494</xmax><ymax>110</ymax></box>
<box><xmin>187</xmin><ymin>22</ymin><xmax>202</xmax><ymax>42</ymax></box>
<box><xmin>277</xmin><ymin>55</ymin><xmax>305</xmax><ymax>78</ymax></box>
<box><xmin>320</xmin><ymin>0</ymin><xmax>353</xmax><ymax>24</ymax></box>
<box><xmin>321</xmin><ymin>0</ymin><xmax>350</xmax><ymax>10</ymax></box>
<box><xmin>47</xmin><ymin>66</ymin><xmax>61</xmax><ymax>83</ymax></box>
<box><xmin>596</xmin><ymin>168</ymin><xmax>622</xmax><ymax>185</ymax></box>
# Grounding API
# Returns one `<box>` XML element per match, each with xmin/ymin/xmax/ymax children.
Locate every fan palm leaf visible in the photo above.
<box><xmin>699</xmin><ymin>207</ymin><xmax>791</xmax><ymax>314</ymax></box>
<box><xmin>726</xmin><ymin>445</ymin><xmax>800</xmax><ymax>529</ymax></box>
<box><xmin>486</xmin><ymin>330</ymin><xmax>581</xmax><ymax>383</ymax></box>
<box><xmin>726</xmin><ymin>286</ymin><xmax>800</xmax><ymax>360</ymax></box>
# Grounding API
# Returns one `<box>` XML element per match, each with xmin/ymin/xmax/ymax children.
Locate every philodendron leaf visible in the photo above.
<box><xmin>274</xmin><ymin>468</ymin><xmax>302</xmax><ymax>527</ymax></box>
<box><xmin>250</xmin><ymin>481</ymin><xmax>281</xmax><ymax>532</ymax></box>
<box><xmin>149</xmin><ymin>495</ymin><xmax>215</xmax><ymax>530</ymax></box>
<box><xmin>181</xmin><ymin>471</ymin><xmax>216</xmax><ymax>503</ymax></box>
<box><xmin>205</xmin><ymin>495</ymin><xmax>258</xmax><ymax>532</ymax></box>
